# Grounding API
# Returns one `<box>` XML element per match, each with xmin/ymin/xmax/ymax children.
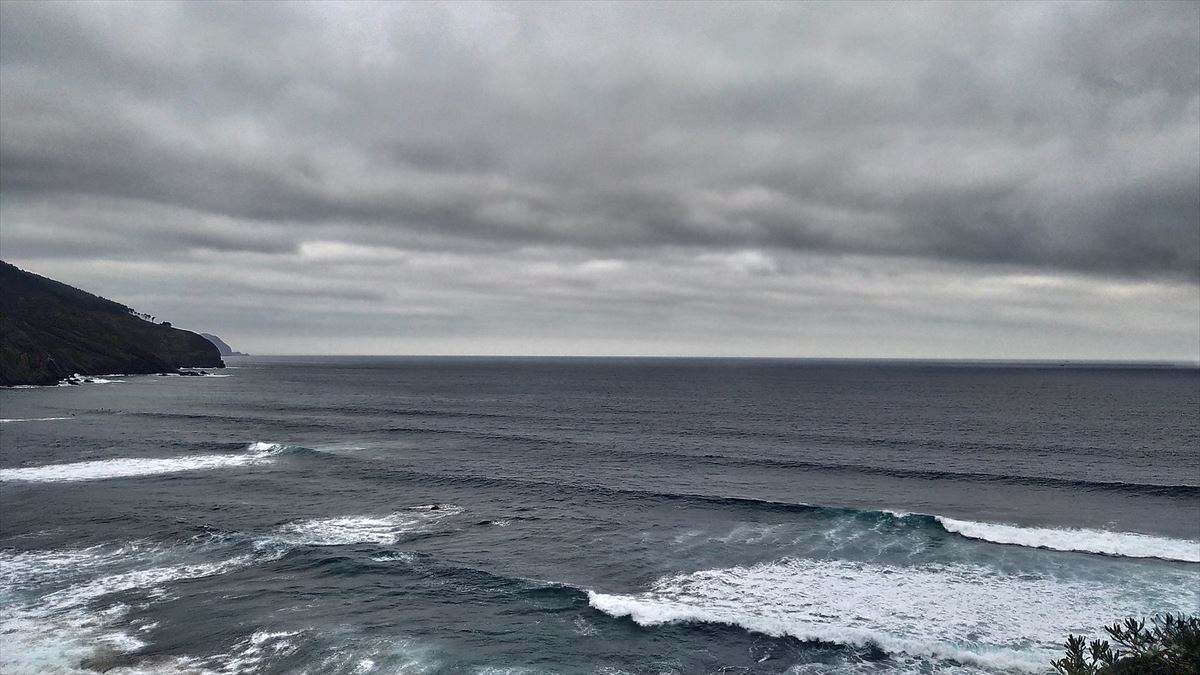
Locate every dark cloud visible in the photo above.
<box><xmin>0</xmin><ymin>1</ymin><xmax>1197</xmax><ymax>358</ymax></box>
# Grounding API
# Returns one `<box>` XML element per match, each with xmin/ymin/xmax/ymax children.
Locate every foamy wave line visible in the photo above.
<box><xmin>586</xmin><ymin>557</ymin><xmax>1198</xmax><ymax>673</ymax></box>
<box><xmin>38</xmin><ymin>555</ymin><xmax>261</xmax><ymax>614</ymax></box>
<box><xmin>935</xmin><ymin>517</ymin><xmax>1200</xmax><ymax>563</ymax></box>
<box><xmin>590</xmin><ymin>589</ymin><xmax>1041</xmax><ymax>672</ymax></box>
<box><xmin>0</xmin><ymin>442</ymin><xmax>293</xmax><ymax>483</ymax></box>
<box><xmin>0</xmin><ymin>417</ymin><xmax>73</xmax><ymax>423</ymax></box>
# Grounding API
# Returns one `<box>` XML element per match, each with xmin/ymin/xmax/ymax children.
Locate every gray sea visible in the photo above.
<box><xmin>1</xmin><ymin>357</ymin><xmax>1197</xmax><ymax>674</ymax></box>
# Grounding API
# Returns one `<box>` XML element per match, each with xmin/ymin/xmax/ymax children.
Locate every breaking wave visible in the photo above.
<box><xmin>0</xmin><ymin>442</ymin><xmax>302</xmax><ymax>483</ymax></box>
<box><xmin>586</xmin><ymin>557</ymin><xmax>1197</xmax><ymax>673</ymax></box>
<box><xmin>933</xmin><ymin>516</ymin><xmax>1200</xmax><ymax>563</ymax></box>
<box><xmin>556</xmin><ymin>476</ymin><xmax>1199</xmax><ymax>562</ymax></box>
<box><xmin>285</xmin><ymin>464</ymin><xmax>1198</xmax><ymax>563</ymax></box>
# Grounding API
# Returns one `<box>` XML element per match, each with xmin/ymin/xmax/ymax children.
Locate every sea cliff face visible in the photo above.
<box><xmin>0</xmin><ymin>261</ymin><xmax>224</xmax><ymax>386</ymax></box>
<box><xmin>199</xmin><ymin>332</ymin><xmax>246</xmax><ymax>356</ymax></box>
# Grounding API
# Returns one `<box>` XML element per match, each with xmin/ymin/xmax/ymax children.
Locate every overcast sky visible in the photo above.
<box><xmin>1</xmin><ymin>1</ymin><xmax>1197</xmax><ymax>360</ymax></box>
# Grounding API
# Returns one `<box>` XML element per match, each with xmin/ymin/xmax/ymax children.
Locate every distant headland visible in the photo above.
<box><xmin>0</xmin><ymin>260</ymin><xmax>225</xmax><ymax>386</ymax></box>
<box><xmin>200</xmin><ymin>333</ymin><xmax>247</xmax><ymax>357</ymax></box>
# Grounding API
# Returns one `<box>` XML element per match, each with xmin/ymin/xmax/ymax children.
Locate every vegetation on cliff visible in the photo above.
<box><xmin>0</xmin><ymin>261</ymin><xmax>224</xmax><ymax>386</ymax></box>
<box><xmin>1053</xmin><ymin>614</ymin><xmax>1200</xmax><ymax>675</ymax></box>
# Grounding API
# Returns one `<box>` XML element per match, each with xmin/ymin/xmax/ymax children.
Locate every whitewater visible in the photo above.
<box><xmin>0</xmin><ymin>442</ymin><xmax>295</xmax><ymax>482</ymax></box>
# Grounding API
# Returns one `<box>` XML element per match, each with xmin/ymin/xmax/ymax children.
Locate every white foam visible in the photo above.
<box><xmin>370</xmin><ymin>552</ymin><xmax>418</xmax><ymax>564</ymax></box>
<box><xmin>0</xmin><ymin>545</ymin><xmax>138</xmax><ymax>593</ymax></box>
<box><xmin>587</xmin><ymin>557</ymin><xmax>1199</xmax><ymax>673</ymax></box>
<box><xmin>61</xmin><ymin>374</ymin><xmax>122</xmax><ymax>385</ymax></box>
<box><xmin>784</xmin><ymin>658</ymin><xmax>995</xmax><ymax>674</ymax></box>
<box><xmin>572</xmin><ymin>616</ymin><xmax>598</xmax><ymax>636</ymax></box>
<box><xmin>0</xmin><ymin>504</ymin><xmax>459</xmax><ymax>672</ymax></box>
<box><xmin>0</xmin><ymin>454</ymin><xmax>262</xmax><ymax>482</ymax></box>
<box><xmin>40</xmin><ymin>555</ymin><xmax>257</xmax><ymax>614</ymax></box>
<box><xmin>0</xmin><ymin>442</ymin><xmax>290</xmax><ymax>483</ymax></box>
<box><xmin>78</xmin><ymin>628</ymin><xmax>304</xmax><ymax>675</ymax></box>
<box><xmin>0</xmin><ymin>417</ymin><xmax>73</xmax><ymax>423</ymax></box>
<box><xmin>268</xmin><ymin>506</ymin><xmax>463</xmax><ymax>546</ymax></box>
<box><xmin>0</xmin><ymin>545</ymin><xmax>270</xmax><ymax>675</ymax></box>
<box><xmin>303</xmin><ymin>635</ymin><xmax>441</xmax><ymax>675</ymax></box>
<box><xmin>936</xmin><ymin>517</ymin><xmax>1200</xmax><ymax>563</ymax></box>
<box><xmin>209</xmin><ymin>629</ymin><xmax>302</xmax><ymax>674</ymax></box>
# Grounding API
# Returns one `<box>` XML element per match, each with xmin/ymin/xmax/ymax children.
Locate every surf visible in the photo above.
<box><xmin>585</xmin><ymin>556</ymin><xmax>1198</xmax><ymax>673</ymax></box>
<box><xmin>933</xmin><ymin>516</ymin><xmax>1200</xmax><ymax>563</ymax></box>
<box><xmin>0</xmin><ymin>441</ymin><xmax>301</xmax><ymax>483</ymax></box>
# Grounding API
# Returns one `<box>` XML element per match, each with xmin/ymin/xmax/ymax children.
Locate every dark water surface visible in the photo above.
<box><xmin>1</xmin><ymin>357</ymin><xmax>1197</xmax><ymax>674</ymax></box>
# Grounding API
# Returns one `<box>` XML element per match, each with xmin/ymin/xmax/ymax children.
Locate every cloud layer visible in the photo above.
<box><xmin>1</xmin><ymin>2</ymin><xmax>1197</xmax><ymax>359</ymax></box>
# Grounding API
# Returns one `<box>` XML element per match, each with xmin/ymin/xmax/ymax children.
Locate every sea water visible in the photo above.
<box><xmin>1</xmin><ymin>357</ymin><xmax>1196</xmax><ymax>674</ymax></box>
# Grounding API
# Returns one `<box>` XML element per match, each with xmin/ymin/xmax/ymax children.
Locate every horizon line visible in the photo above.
<box><xmin>221</xmin><ymin>354</ymin><xmax>1200</xmax><ymax>367</ymax></box>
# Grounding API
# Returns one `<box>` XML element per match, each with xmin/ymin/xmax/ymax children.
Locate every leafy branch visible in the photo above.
<box><xmin>1052</xmin><ymin>614</ymin><xmax>1200</xmax><ymax>675</ymax></box>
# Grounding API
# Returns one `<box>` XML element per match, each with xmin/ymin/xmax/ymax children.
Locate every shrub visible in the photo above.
<box><xmin>1052</xmin><ymin>614</ymin><xmax>1200</xmax><ymax>675</ymax></box>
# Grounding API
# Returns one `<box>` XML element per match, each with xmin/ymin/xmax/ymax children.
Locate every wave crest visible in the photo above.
<box><xmin>0</xmin><ymin>441</ymin><xmax>302</xmax><ymax>483</ymax></box>
<box><xmin>586</xmin><ymin>557</ymin><xmax>1197</xmax><ymax>673</ymax></box>
<box><xmin>934</xmin><ymin>517</ymin><xmax>1200</xmax><ymax>563</ymax></box>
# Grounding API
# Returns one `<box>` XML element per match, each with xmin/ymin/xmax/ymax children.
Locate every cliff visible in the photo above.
<box><xmin>199</xmin><ymin>333</ymin><xmax>246</xmax><ymax>356</ymax></box>
<box><xmin>0</xmin><ymin>261</ymin><xmax>225</xmax><ymax>386</ymax></box>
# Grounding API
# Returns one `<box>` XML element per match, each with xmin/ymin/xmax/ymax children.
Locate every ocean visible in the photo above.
<box><xmin>1</xmin><ymin>356</ymin><xmax>1197</xmax><ymax>674</ymax></box>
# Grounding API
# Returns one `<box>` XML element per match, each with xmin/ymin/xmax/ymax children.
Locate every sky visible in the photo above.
<box><xmin>1</xmin><ymin>1</ymin><xmax>1197</xmax><ymax>361</ymax></box>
